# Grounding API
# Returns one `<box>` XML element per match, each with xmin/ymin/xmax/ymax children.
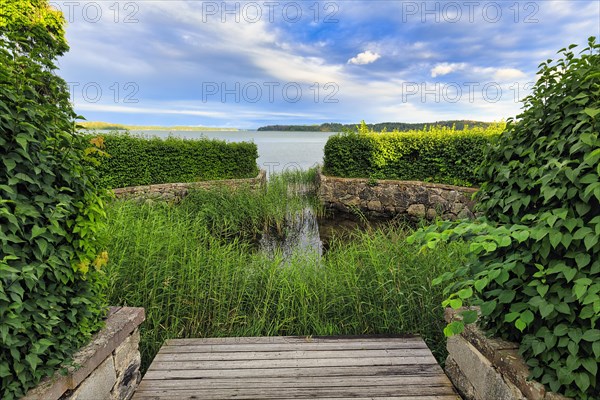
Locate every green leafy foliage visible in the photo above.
<box><xmin>1</xmin><ymin>1</ymin><xmax>108</xmax><ymax>398</ymax></box>
<box><xmin>323</xmin><ymin>122</ymin><xmax>504</xmax><ymax>186</ymax></box>
<box><xmin>88</xmin><ymin>133</ymin><xmax>259</xmax><ymax>189</ymax></box>
<box><xmin>409</xmin><ymin>38</ymin><xmax>600</xmax><ymax>399</ymax></box>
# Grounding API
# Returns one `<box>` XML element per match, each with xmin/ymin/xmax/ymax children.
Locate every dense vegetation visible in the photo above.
<box><xmin>0</xmin><ymin>1</ymin><xmax>108</xmax><ymax>398</ymax></box>
<box><xmin>89</xmin><ymin>133</ymin><xmax>259</xmax><ymax>188</ymax></box>
<box><xmin>410</xmin><ymin>38</ymin><xmax>600</xmax><ymax>398</ymax></box>
<box><xmin>323</xmin><ymin>123</ymin><xmax>504</xmax><ymax>186</ymax></box>
<box><xmin>103</xmin><ymin>172</ymin><xmax>468</xmax><ymax>372</ymax></box>
<box><xmin>258</xmin><ymin>120</ymin><xmax>494</xmax><ymax>132</ymax></box>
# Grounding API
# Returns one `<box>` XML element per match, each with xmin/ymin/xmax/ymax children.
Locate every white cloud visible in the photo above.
<box><xmin>430</xmin><ymin>63</ymin><xmax>466</xmax><ymax>77</ymax></box>
<box><xmin>347</xmin><ymin>51</ymin><xmax>381</xmax><ymax>65</ymax></box>
<box><xmin>493</xmin><ymin>68</ymin><xmax>526</xmax><ymax>81</ymax></box>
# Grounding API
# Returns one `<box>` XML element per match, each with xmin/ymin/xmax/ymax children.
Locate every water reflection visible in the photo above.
<box><xmin>259</xmin><ymin>207</ymin><xmax>323</xmax><ymax>265</ymax></box>
<box><xmin>258</xmin><ymin>207</ymin><xmax>394</xmax><ymax>265</ymax></box>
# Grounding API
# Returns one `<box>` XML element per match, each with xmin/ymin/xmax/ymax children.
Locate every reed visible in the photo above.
<box><xmin>103</xmin><ymin>171</ymin><xmax>466</xmax><ymax>372</ymax></box>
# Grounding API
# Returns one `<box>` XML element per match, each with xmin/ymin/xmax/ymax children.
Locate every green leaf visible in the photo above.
<box><xmin>584</xmin><ymin>234</ymin><xmax>597</xmax><ymax>251</ymax></box>
<box><xmin>15</xmin><ymin>134</ymin><xmax>29</xmax><ymax>150</ymax></box>
<box><xmin>458</xmin><ymin>287</ymin><xmax>473</xmax><ymax>299</ymax></box>
<box><xmin>554</xmin><ymin>324</ymin><xmax>569</xmax><ymax>336</ymax></box>
<box><xmin>0</xmin><ymin>361</ymin><xmax>11</xmax><ymax>378</ymax></box>
<box><xmin>443</xmin><ymin>321</ymin><xmax>465</xmax><ymax>337</ymax></box>
<box><xmin>3</xmin><ymin>158</ymin><xmax>16</xmax><ymax>172</ymax></box>
<box><xmin>520</xmin><ymin>310</ymin><xmax>534</xmax><ymax>324</ymax></box>
<box><xmin>480</xmin><ymin>300</ymin><xmax>497</xmax><ymax>316</ymax></box>
<box><xmin>25</xmin><ymin>353</ymin><xmax>41</xmax><ymax>373</ymax></box>
<box><xmin>539</xmin><ymin>303</ymin><xmax>554</xmax><ymax>318</ymax></box>
<box><xmin>537</xmin><ymin>284</ymin><xmax>549</xmax><ymax>297</ymax></box>
<box><xmin>512</xmin><ymin>230</ymin><xmax>530</xmax><ymax>243</ymax></box>
<box><xmin>515</xmin><ymin>319</ymin><xmax>527</xmax><ymax>332</ymax></box>
<box><xmin>581</xmin><ymin>358</ymin><xmax>597</xmax><ymax>376</ymax></box>
<box><xmin>460</xmin><ymin>310</ymin><xmax>478</xmax><ymax>324</ymax></box>
<box><xmin>498</xmin><ymin>290</ymin><xmax>516</xmax><ymax>303</ymax></box>
<box><xmin>593</xmin><ymin>341</ymin><xmax>600</xmax><ymax>358</ymax></box>
<box><xmin>30</xmin><ymin>225</ymin><xmax>46</xmax><ymax>240</ymax></box>
<box><xmin>575</xmin><ymin>253</ymin><xmax>591</xmax><ymax>268</ymax></box>
<box><xmin>582</xmin><ymin>329</ymin><xmax>600</xmax><ymax>342</ymax></box>
<box><xmin>549</xmin><ymin>231</ymin><xmax>562</xmax><ymax>249</ymax></box>
<box><xmin>574</xmin><ymin>372</ymin><xmax>590</xmax><ymax>392</ymax></box>
<box><xmin>583</xmin><ymin>107</ymin><xmax>600</xmax><ymax>118</ymax></box>
<box><xmin>474</xmin><ymin>278</ymin><xmax>488</xmax><ymax>292</ymax></box>
<box><xmin>449</xmin><ymin>298</ymin><xmax>462</xmax><ymax>309</ymax></box>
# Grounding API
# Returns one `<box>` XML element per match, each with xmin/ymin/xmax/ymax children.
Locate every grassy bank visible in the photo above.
<box><xmin>102</xmin><ymin>172</ymin><xmax>467</xmax><ymax>372</ymax></box>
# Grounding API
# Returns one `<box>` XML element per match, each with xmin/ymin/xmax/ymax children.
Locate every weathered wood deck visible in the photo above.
<box><xmin>133</xmin><ymin>335</ymin><xmax>459</xmax><ymax>399</ymax></box>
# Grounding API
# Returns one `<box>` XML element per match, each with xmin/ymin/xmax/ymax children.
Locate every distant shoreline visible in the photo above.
<box><xmin>80</xmin><ymin>119</ymin><xmax>497</xmax><ymax>133</ymax></box>
<box><xmin>257</xmin><ymin>120</ymin><xmax>495</xmax><ymax>132</ymax></box>
<box><xmin>79</xmin><ymin>121</ymin><xmax>239</xmax><ymax>131</ymax></box>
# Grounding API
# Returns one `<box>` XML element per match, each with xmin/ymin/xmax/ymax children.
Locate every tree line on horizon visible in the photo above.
<box><xmin>257</xmin><ymin>120</ymin><xmax>495</xmax><ymax>132</ymax></box>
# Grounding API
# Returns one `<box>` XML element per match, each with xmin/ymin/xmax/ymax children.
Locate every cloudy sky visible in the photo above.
<box><xmin>55</xmin><ymin>1</ymin><xmax>599</xmax><ymax>129</ymax></box>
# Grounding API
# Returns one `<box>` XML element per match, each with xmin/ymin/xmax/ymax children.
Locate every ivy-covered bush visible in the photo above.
<box><xmin>90</xmin><ymin>133</ymin><xmax>259</xmax><ymax>189</ymax></box>
<box><xmin>409</xmin><ymin>38</ymin><xmax>600</xmax><ymax>398</ymax></box>
<box><xmin>323</xmin><ymin>122</ymin><xmax>503</xmax><ymax>186</ymax></box>
<box><xmin>1</xmin><ymin>1</ymin><xmax>108</xmax><ymax>398</ymax></box>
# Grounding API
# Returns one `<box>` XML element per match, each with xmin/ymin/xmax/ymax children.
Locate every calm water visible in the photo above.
<box><xmin>126</xmin><ymin>130</ymin><xmax>338</xmax><ymax>175</ymax></box>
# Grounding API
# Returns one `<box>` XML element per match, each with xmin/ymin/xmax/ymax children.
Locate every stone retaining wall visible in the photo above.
<box><xmin>24</xmin><ymin>307</ymin><xmax>145</xmax><ymax>400</ymax></box>
<box><xmin>444</xmin><ymin>308</ymin><xmax>570</xmax><ymax>400</ymax></box>
<box><xmin>112</xmin><ymin>170</ymin><xmax>267</xmax><ymax>202</ymax></box>
<box><xmin>317</xmin><ymin>171</ymin><xmax>478</xmax><ymax>220</ymax></box>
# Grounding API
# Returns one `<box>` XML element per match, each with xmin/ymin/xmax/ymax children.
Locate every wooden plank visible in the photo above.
<box><xmin>134</xmin><ymin>396</ymin><xmax>459</xmax><ymax>400</ymax></box>
<box><xmin>157</xmin><ymin>341</ymin><xmax>429</xmax><ymax>354</ymax></box>
<box><xmin>146</xmin><ymin>355</ymin><xmax>438</xmax><ymax>371</ymax></box>
<box><xmin>152</xmin><ymin>348</ymin><xmax>433</xmax><ymax>362</ymax></box>
<box><xmin>135</xmin><ymin>335</ymin><xmax>457</xmax><ymax>399</ymax></box>
<box><xmin>165</xmin><ymin>335</ymin><xmax>424</xmax><ymax>346</ymax></box>
<box><xmin>136</xmin><ymin>375</ymin><xmax>453</xmax><ymax>390</ymax></box>
<box><xmin>142</xmin><ymin>364</ymin><xmax>445</xmax><ymax>380</ymax></box>
<box><xmin>132</xmin><ymin>385</ymin><xmax>455</xmax><ymax>399</ymax></box>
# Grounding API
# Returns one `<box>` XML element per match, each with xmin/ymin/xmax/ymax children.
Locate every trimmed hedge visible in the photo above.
<box><xmin>323</xmin><ymin>124</ymin><xmax>504</xmax><ymax>186</ymax></box>
<box><xmin>89</xmin><ymin>133</ymin><xmax>259</xmax><ymax>189</ymax></box>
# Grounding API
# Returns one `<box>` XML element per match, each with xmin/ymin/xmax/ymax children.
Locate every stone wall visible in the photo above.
<box><xmin>24</xmin><ymin>307</ymin><xmax>145</xmax><ymax>400</ymax></box>
<box><xmin>317</xmin><ymin>171</ymin><xmax>478</xmax><ymax>220</ymax></box>
<box><xmin>444</xmin><ymin>308</ymin><xmax>571</xmax><ymax>400</ymax></box>
<box><xmin>112</xmin><ymin>170</ymin><xmax>267</xmax><ymax>202</ymax></box>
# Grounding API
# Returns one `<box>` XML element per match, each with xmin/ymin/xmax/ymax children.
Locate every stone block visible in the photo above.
<box><xmin>457</xmin><ymin>208</ymin><xmax>475</xmax><ymax>219</ymax></box>
<box><xmin>407</xmin><ymin>204</ymin><xmax>426</xmax><ymax>217</ymax></box>
<box><xmin>367</xmin><ymin>199</ymin><xmax>382</xmax><ymax>211</ymax></box>
<box><xmin>445</xmin><ymin>356</ymin><xmax>477</xmax><ymax>400</ymax></box>
<box><xmin>24</xmin><ymin>307</ymin><xmax>145</xmax><ymax>400</ymax></box>
<box><xmin>426</xmin><ymin>208</ymin><xmax>437</xmax><ymax>220</ymax></box>
<box><xmin>66</xmin><ymin>357</ymin><xmax>116</xmax><ymax>400</ymax></box>
<box><xmin>494</xmin><ymin>348</ymin><xmax>546</xmax><ymax>400</ymax></box>
<box><xmin>113</xmin><ymin>329</ymin><xmax>140</xmax><ymax>375</ymax></box>
<box><xmin>447</xmin><ymin>335</ymin><xmax>524</xmax><ymax>400</ymax></box>
<box><xmin>545</xmin><ymin>392</ymin><xmax>572</xmax><ymax>400</ymax></box>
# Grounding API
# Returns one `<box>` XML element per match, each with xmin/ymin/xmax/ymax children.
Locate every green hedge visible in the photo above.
<box><xmin>323</xmin><ymin>124</ymin><xmax>504</xmax><ymax>186</ymax></box>
<box><xmin>2</xmin><ymin>2</ymin><xmax>108</xmax><ymax>398</ymax></box>
<box><xmin>89</xmin><ymin>133</ymin><xmax>259</xmax><ymax>188</ymax></box>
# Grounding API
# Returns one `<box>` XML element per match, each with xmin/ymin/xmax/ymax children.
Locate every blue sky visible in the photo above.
<box><xmin>55</xmin><ymin>1</ymin><xmax>600</xmax><ymax>129</ymax></box>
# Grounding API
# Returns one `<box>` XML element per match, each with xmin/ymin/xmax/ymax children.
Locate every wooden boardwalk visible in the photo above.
<box><xmin>133</xmin><ymin>335</ymin><xmax>459</xmax><ymax>400</ymax></box>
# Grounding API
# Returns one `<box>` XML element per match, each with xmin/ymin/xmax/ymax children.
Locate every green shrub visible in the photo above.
<box><xmin>1</xmin><ymin>2</ymin><xmax>108</xmax><ymax>398</ymax></box>
<box><xmin>409</xmin><ymin>38</ymin><xmax>600</xmax><ymax>398</ymax></box>
<box><xmin>89</xmin><ymin>133</ymin><xmax>259</xmax><ymax>188</ymax></box>
<box><xmin>323</xmin><ymin>122</ymin><xmax>503</xmax><ymax>186</ymax></box>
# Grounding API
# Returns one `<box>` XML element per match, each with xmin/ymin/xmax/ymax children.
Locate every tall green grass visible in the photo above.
<box><xmin>103</xmin><ymin>172</ymin><xmax>467</xmax><ymax>372</ymax></box>
<box><xmin>180</xmin><ymin>168</ymin><xmax>323</xmax><ymax>241</ymax></box>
